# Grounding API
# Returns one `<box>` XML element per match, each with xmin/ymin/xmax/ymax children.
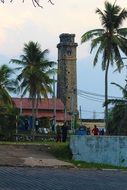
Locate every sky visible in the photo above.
<box><xmin>0</xmin><ymin>0</ymin><xmax>127</xmax><ymax>119</ymax></box>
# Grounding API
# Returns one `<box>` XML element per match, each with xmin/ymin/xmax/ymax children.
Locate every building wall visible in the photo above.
<box><xmin>82</xmin><ymin>121</ymin><xmax>105</xmax><ymax>130</ymax></box>
<box><xmin>70</xmin><ymin>135</ymin><xmax>127</xmax><ymax>167</ymax></box>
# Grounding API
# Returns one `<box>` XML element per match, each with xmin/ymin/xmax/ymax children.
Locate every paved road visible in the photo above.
<box><xmin>0</xmin><ymin>167</ymin><xmax>127</xmax><ymax>190</ymax></box>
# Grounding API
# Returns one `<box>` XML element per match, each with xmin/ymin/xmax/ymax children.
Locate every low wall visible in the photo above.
<box><xmin>70</xmin><ymin>135</ymin><xmax>127</xmax><ymax>167</ymax></box>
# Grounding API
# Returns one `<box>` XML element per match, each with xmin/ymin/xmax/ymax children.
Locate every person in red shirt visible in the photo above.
<box><xmin>92</xmin><ymin>125</ymin><xmax>99</xmax><ymax>136</ymax></box>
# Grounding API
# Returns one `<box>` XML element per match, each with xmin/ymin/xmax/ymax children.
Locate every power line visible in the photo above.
<box><xmin>78</xmin><ymin>89</ymin><xmax>123</xmax><ymax>99</ymax></box>
<box><xmin>78</xmin><ymin>93</ymin><xmax>104</xmax><ymax>102</ymax></box>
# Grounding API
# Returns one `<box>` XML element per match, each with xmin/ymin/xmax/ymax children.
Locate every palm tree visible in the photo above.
<box><xmin>0</xmin><ymin>64</ymin><xmax>16</xmax><ymax>106</ymax></box>
<box><xmin>10</xmin><ymin>41</ymin><xmax>55</xmax><ymax>134</ymax></box>
<box><xmin>81</xmin><ymin>1</ymin><xmax>127</xmax><ymax>130</ymax></box>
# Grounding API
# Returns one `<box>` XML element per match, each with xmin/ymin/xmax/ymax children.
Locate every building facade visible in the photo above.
<box><xmin>57</xmin><ymin>33</ymin><xmax>78</xmax><ymax>115</ymax></box>
<box><xmin>13</xmin><ymin>98</ymin><xmax>71</xmax><ymax>124</ymax></box>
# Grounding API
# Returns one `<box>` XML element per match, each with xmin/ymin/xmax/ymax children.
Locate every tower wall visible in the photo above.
<box><xmin>57</xmin><ymin>33</ymin><xmax>78</xmax><ymax>114</ymax></box>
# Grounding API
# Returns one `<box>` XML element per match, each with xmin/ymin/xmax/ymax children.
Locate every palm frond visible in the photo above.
<box><xmin>90</xmin><ymin>36</ymin><xmax>103</xmax><ymax>53</ymax></box>
<box><xmin>81</xmin><ymin>29</ymin><xmax>104</xmax><ymax>43</ymax></box>
<box><xmin>93</xmin><ymin>44</ymin><xmax>103</xmax><ymax>66</ymax></box>
<box><xmin>10</xmin><ymin>59</ymin><xmax>23</xmax><ymax>65</ymax></box>
<box><xmin>116</xmin><ymin>9</ymin><xmax>127</xmax><ymax>28</ymax></box>
<box><xmin>117</xmin><ymin>28</ymin><xmax>127</xmax><ymax>37</ymax></box>
<box><xmin>111</xmin><ymin>82</ymin><xmax>127</xmax><ymax>98</ymax></box>
<box><xmin>104</xmin><ymin>98</ymin><xmax>127</xmax><ymax>106</ymax></box>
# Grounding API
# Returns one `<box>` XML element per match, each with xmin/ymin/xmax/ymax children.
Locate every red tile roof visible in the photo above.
<box><xmin>12</xmin><ymin>98</ymin><xmax>64</xmax><ymax>110</ymax></box>
<box><xmin>12</xmin><ymin>98</ymin><xmax>71</xmax><ymax>122</ymax></box>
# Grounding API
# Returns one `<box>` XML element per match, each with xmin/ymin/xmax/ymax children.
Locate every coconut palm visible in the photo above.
<box><xmin>10</xmin><ymin>41</ymin><xmax>55</xmax><ymax>133</ymax></box>
<box><xmin>81</xmin><ymin>1</ymin><xmax>127</xmax><ymax>130</ymax></box>
<box><xmin>0</xmin><ymin>64</ymin><xmax>16</xmax><ymax>106</ymax></box>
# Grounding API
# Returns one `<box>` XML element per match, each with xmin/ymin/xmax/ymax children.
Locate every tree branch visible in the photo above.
<box><xmin>0</xmin><ymin>0</ymin><xmax>54</xmax><ymax>8</ymax></box>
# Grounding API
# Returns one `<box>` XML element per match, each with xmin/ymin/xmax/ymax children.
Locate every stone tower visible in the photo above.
<box><xmin>57</xmin><ymin>33</ymin><xmax>78</xmax><ymax>114</ymax></box>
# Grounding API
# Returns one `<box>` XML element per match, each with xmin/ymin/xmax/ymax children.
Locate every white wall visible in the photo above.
<box><xmin>70</xmin><ymin>135</ymin><xmax>127</xmax><ymax>167</ymax></box>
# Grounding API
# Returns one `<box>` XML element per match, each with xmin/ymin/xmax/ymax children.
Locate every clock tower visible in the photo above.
<box><xmin>57</xmin><ymin>33</ymin><xmax>78</xmax><ymax>115</ymax></box>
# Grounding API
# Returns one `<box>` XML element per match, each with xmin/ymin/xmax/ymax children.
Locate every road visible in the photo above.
<box><xmin>0</xmin><ymin>167</ymin><xmax>127</xmax><ymax>190</ymax></box>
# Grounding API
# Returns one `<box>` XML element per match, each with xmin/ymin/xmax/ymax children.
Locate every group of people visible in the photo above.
<box><xmin>56</xmin><ymin>123</ymin><xmax>104</xmax><ymax>142</ymax></box>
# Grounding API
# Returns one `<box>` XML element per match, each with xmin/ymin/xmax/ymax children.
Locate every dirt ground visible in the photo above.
<box><xmin>0</xmin><ymin>144</ymin><xmax>73</xmax><ymax>168</ymax></box>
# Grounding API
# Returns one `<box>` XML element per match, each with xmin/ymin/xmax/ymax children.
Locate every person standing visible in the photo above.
<box><xmin>61</xmin><ymin>122</ymin><xmax>68</xmax><ymax>142</ymax></box>
<box><xmin>56</xmin><ymin>125</ymin><xmax>61</xmax><ymax>142</ymax></box>
<box><xmin>92</xmin><ymin>125</ymin><xmax>99</xmax><ymax>136</ymax></box>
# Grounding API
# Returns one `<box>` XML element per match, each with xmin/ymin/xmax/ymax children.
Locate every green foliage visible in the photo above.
<box><xmin>107</xmin><ymin>82</ymin><xmax>127</xmax><ymax>135</ymax></box>
<box><xmin>0</xmin><ymin>64</ymin><xmax>16</xmax><ymax>105</ymax></box>
<box><xmin>0</xmin><ymin>105</ymin><xmax>19</xmax><ymax>140</ymax></box>
<box><xmin>49</xmin><ymin>142</ymin><xmax>72</xmax><ymax>161</ymax></box>
<box><xmin>40</xmin><ymin>118</ymin><xmax>50</xmax><ymax>128</ymax></box>
<box><xmin>71</xmin><ymin>160</ymin><xmax>127</xmax><ymax>169</ymax></box>
<box><xmin>0</xmin><ymin>64</ymin><xmax>17</xmax><ymax>140</ymax></box>
<box><xmin>107</xmin><ymin>104</ymin><xmax>127</xmax><ymax>135</ymax></box>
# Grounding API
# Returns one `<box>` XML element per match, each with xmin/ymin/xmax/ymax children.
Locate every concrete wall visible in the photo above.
<box><xmin>70</xmin><ymin>135</ymin><xmax>127</xmax><ymax>167</ymax></box>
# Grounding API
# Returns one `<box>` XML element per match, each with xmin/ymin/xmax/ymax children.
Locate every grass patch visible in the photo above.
<box><xmin>48</xmin><ymin>142</ymin><xmax>72</xmax><ymax>161</ymax></box>
<box><xmin>71</xmin><ymin>160</ymin><xmax>127</xmax><ymax>170</ymax></box>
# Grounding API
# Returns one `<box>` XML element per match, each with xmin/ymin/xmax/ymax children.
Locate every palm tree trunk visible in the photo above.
<box><xmin>35</xmin><ymin>97</ymin><xmax>39</xmax><ymax>118</ymax></box>
<box><xmin>105</xmin><ymin>60</ymin><xmax>110</xmax><ymax>133</ymax></box>
<box><xmin>31</xmin><ymin>97</ymin><xmax>36</xmax><ymax>140</ymax></box>
<box><xmin>35</xmin><ymin>97</ymin><xmax>39</xmax><ymax>132</ymax></box>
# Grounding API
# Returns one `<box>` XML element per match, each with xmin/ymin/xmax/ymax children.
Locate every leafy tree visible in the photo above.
<box><xmin>81</xmin><ymin>1</ymin><xmax>127</xmax><ymax>130</ymax></box>
<box><xmin>0</xmin><ymin>105</ymin><xmax>18</xmax><ymax>140</ymax></box>
<box><xmin>106</xmin><ymin>82</ymin><xmax>127</xmax><ymax>135</ymax></box>
<box><xmin>0</xmin><ymin>0</ymin><xmax>54</xmax><ymax>8</ymax></box>
<box><xmin>0</xmin><ymin>64</ymin><xmax>18</xmax><ymax>140</ymax></box>
<box><xmin>10</xmin><ymin>41</ymin><xmax>55</xmax><ymax>134</ymax></box>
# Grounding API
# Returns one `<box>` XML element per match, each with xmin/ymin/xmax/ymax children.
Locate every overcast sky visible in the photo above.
<box><xmin>0</xmin><ymin>0</ymin><xmax>127</xmax><ymax>118</ymax></box>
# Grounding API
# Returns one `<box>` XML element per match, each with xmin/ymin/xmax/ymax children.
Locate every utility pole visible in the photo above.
<box><xmin>15</xmin><ymin>115</ymin><xmax>18</xmax><ymax>141</ymax></box>
<box><xmin>79</xmin><ymin>105</ymin><xmax>82</xmax><ymax>126</ymax></box>
<box><xmin>20</xmin><ymin>98</ymin><xmax>22</xmax><ymax>115</ymax></box>
<box><xmin>93</xmin><ymin>111</ymin><xmax>96</xmax><ymax>119</ymax></box>
<box><xmin>19</xmin><ymin>85</ymin><xmax>22</xmax><ymax>116</ymax></box>
<box><xmin>64</xmin><ymin>106</ymin><xmax>67</xmax><ymax>123</ymax></box>
<box><xmin>71</xmin><ymin>91</ymin><xmax>74</xmax><ymax>132</ymax></box>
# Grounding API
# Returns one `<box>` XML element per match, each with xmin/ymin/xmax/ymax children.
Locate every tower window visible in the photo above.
<box><xmin>66</xmin><ymin>49</ymin><xmax>72</xmax><ymax>56</ymax></box>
